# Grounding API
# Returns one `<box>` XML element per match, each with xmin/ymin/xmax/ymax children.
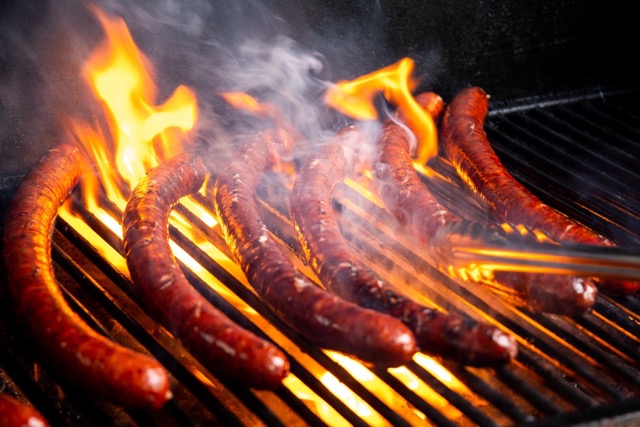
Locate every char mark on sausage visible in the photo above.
<box><xmin>3</xmin><ymin>142</ymin><xmax>171</xmax><ymax>410</ymax></box>
<box><xmin>213</xmin><ymin>129</ymin><xmax>418</xmax><ymax>367</ymax></box>
<box><xmin>378</xmin><ymin>92</ymin><xmax>597</xmax><ymax>316</ymax></box>
<box><xmin>123</xmin><ymin>151</ymin><xmax>289</xmax><ymax>390</ymax></box>
<box><xmin>441</xmin><ymin>86</ymin><xmax>638</xmax><ymax>296</ymax></box>
<box><xmin>291</xmin><ymin>124</ymin><xmax>517</xmax><ymax>366</ymax></box>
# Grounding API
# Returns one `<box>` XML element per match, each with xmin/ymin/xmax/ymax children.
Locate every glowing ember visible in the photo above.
<box><xmin>324</xmin><ymin>57</ymin><xmax>438</xmax><ymax>164</ymax></box>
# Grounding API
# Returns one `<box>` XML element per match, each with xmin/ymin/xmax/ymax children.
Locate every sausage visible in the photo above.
<box><xmin>290</xmin><ymin>125</ymin><xmax>517</xmax><ymax>366</ymax></box>
<box><xmin>2</xmin><ymin>143</ymin><xmax>171</xmax><ymax>410</ymax></box>
<box><xmin>441</xmin><ymin>86</ymin><xmax>639</xmax><ymax>296</ymax></box>
<box><xmin>0</xmin><ymin>394</ymin><xmax>48</xmax><ymax>427</ymax></box>
<box><xmin>212</xmin><ymin>129</ymin><xmax>417</xmax><ymax>367</ymax></box>
<box><xmin>122</xmin><ymin>151</ymin><xmax>289</xmax><ymax>389</ymax></box>
<box><xmin>376</xmin><ymin>92</ymin><xmax>459</xmax><ymax>238</ymax></box>
<box><xmin>377</xmin><ymin>92</ymin><xmax>598</xmax><ymax>316</ymax></box>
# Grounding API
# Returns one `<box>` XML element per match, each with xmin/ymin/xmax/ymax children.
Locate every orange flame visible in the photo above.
<box><xmin>219</xmin><ymin>91</ymin><xmax>298</xmax><ymax>177</ymax></box>
<box><xmin>220</xmin><ymin>92</ymin><xmax>269</xmax><ymax>117</ymax></box>
<box><xmin>75</xmin><ymin>8</ymin><xmax>198</xmax><ymax>211</ymax></box>
<box><xmin>219</xmin><ymin>91</ymin><xmax>301</xmax><ymax>142</ymax></box>
<box><xmin>324</xmin><ymin>57</ymin><xmax>437</xmax><ymax>164</ymax></box>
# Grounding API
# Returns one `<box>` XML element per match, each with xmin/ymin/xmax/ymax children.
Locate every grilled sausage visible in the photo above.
<box><xmin>213</xmin><ymin>129</ymin><xmax>417</xmax><ymax>367</ymax></box>
<box><xmin>0</xmin><ymin>394</ymin><xmax>48</xmax><ymax>427</ymax></box>
<box><xmin>2</xmin><ymin>143</ymin><xmax>171</xmax><ymax>410</ymax></box>
<box><xmin>441</xmin><ymin>86</ymin><xmax>639</xmax><ymax>296</ymax></box>
<box><xmin>377</xmin><ymin>92</ymin><xmax>598</xmax><ymax>316</ymax></box>
<box><xmin>291</xmin><ymin>125</ymin><xmax>517</xmax><ymax>366</ymax></box>
<box><xmin>123</xmin><ymin>151</ymin><xmax>289</xmax><ymax>389</ymax></box>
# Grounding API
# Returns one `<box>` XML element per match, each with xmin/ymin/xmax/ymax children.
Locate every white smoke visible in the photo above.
<box><xmin>0</xmin><ymin>0</ymin><xmax>398</xmax><ymax>177</ymax></box>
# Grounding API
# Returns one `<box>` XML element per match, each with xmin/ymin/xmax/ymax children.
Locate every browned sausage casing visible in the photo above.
<box><xmin>0</xmin><ymin>394</ymin><xmax>48</xmax><ymax>427</ymax></box>
<box><xmin>213</xmin><ymin>130</ymin><xmax>417</xmax><ymax>367</ymax></box>
<box><xmin>441</xmin><ymin>86</ymin><xmax>639</xmax><ymax>296</ymax></box>
<box><xmin>123</xmin><ymin>151</ymin><xmax>289</xmax><ymax>389</ymax></box>
<box><xmin>2</xmin><ymin>143</ymin><xmax>171</xmax><ymax>410</ymax></box>
<box><xmin>377</xmin><ymin>92</ymin><xmax>597</xmax><ymax>316</ymax></box>
<box><xmin>291</xmin><ymin>124</ymin><xmax>518</xmax><ymax>366</ymax></box>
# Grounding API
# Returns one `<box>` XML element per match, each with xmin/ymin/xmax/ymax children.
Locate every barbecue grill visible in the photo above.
<box><xmin>1</xmin><ymin>1</ymin><xmax>639</xmax><ymax>426</ymax></box>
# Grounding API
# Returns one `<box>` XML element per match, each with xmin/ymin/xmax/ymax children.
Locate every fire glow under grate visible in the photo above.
<box><xmin>1</xmin><ymin>90</ymin><xmax>639</xmax><ymax>426</ymax></box>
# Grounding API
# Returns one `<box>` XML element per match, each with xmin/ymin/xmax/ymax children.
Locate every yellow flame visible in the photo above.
<box><xmin>282</xmin><ymin>375</ymin><xmax>351</xmax><ymax>425</ymax></box>
<box><xmin>180</xmin><ymin>197</ymin><xmax>218</xmax><ymax>228</ymax></box>
<box><xmin>57</xmin><ymin>7</ymin><xmax>201</xmax><ymax>326</ymax></box>
<box><xmin>58</xmin><ymin>206</ymin><xmax>130</xmax><ymax>276</ymax></box>
<box><xmin>74</xmin><ymin>8</ymin><xmax>197</xmax><ymax>211</ymax></box>
<box><xmin>324</xmin><ymin>57</ymin><xmax>438</xmax><ymax>164</ymax></box>
<box><xmin>389</xmin><ymin>365</ymin><xmax>464</xmax><ymax>421</ymax></box>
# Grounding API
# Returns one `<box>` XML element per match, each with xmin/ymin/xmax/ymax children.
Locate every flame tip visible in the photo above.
<box><xmin>324</xmin><ymin>57</ymin><xmax>438</xmax><ymax>162</ymax></box>
<box><xmin>74</xmin><ymin>6</ymin><xmax>198</xmax><ymax>212</ymax></box>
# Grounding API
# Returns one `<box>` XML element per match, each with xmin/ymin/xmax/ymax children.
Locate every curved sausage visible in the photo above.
<box><xmin>122</xmin><ymin>151</ymin><xmax>289</xmax><ymax>389</ymax></box>
<box><xmin>377</xmin><ymin>92</ymin><xmax>597</xmax><ymax>316</ymax></box>
<box><xmin>291</xmin><ymin>125</ymin><xmax>517</xmax><ymax>366</ymax></box>
<box><xmin>213</xmin><ymin>129</ymin><xmax>417</xmax><ymax>367</ymax></box>
<box><xmin>2</xmin><ymin>142</ymin><xmax>171</xmax><ymax>410</ymax></box>
<box><xmin>441</xmin><ymin>86</ymin><xmax>639</xmax><ymax>296</ymax></box>
<box><xmin>0</xmin><ymin>394</ymin><xmax>48</xmax><ymax>427</ymax></box>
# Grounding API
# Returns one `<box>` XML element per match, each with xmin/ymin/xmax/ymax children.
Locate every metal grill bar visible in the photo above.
<box><xmin>402</xmin><ymin>363</ymin><xmax>505</xmax><ymax>427</ymax></box>
<box><xmin>485</xmin><ymin>93</ymin><xmax>640</xmax><ymax>246</ymax></box>
<box><xmin>490</xmin><ymin>366</ymin><xmax>562</xmax><ymax>416</ymax></box>
<box><xmin>63</xmin><ymin>206</ymin><xmax>349</xmax><ymax>426</ymax></box>
<box><xmin>2</xmin><ymin>90</ymin><xmax>640</xmax><ymax>425</ymax></box>
<box><xmin>53</xmin><ymin>220</ymin><xmax>248</xmax><ymax>425</ymax></box>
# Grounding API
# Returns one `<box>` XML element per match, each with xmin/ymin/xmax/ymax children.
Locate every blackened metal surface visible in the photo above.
<box><xmin>279</xmin><ymin>0</ymin><xmax>639</xmax><ymax>102</ymax></box>
<box><xmin>484</xmin><ymin>89</ymin><xmax>640</xmax><ymax>248</ymax></box>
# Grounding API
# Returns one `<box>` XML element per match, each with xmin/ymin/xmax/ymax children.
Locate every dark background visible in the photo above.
<box><xmin>0</xmin><ymin>0</ymin><xmax>637</xmax><ymax>199</ymax></box>
<box><xmin>280</xmin><ymin>0</ymin><xmax>638</xmax><ymax>101</ymax></box>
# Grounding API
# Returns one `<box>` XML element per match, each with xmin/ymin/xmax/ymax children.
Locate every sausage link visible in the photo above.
<box><xmin>441</xmin><ymin>86</ymin><xmax>639</xmax><ymax>296</ymax></box>
<box><xmin>123</xmin><ymin>151</ymin><xmax>289</xmax><ymax>389</ymax></box>
<box><xmin>378</xmin><ymin>92</ymin><xmax>597</xmax><ymax>316</ymax></box>
<box><xmin>2</xmin><ymin>143</ymin><xmax>171</xmax><ymax>410</ymax></box>
<box><xmin>291</xmin><ymin>125</ymin><xmax>517</xmax><ymax>366</ymax></box>
<box><xmin>213</xmin><ymin>129</ymin><xmax>417</xmax><ymax>367</ymax></box>
<box><xmin>0</xmin><ymin>394</ymin><xmax>48</xmax><ymax>427</ymax></box>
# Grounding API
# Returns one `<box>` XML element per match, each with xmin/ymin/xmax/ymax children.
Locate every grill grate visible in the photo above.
<box><xmin>1</xmin><ymin>89</ymin><xmax>640</xmax><ymax>426</ymax></box>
